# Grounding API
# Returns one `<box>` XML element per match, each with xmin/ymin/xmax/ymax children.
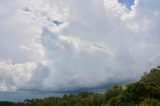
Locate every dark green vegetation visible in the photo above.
<box><xmin>0</xmin><ymin>68</ymin><xmax>160</xmax><ymax>106</ymax></box>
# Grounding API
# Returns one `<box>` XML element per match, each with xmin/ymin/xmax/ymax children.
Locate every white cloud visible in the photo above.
<box><xmin>0</xmin><ymin>0</ymin><xmax>160</xmax><ymax>92</ymax></box>
<box><xmin>0</xmin><ymin>60</ymin><xmax>36</xmax><ymax>91</ymax></box>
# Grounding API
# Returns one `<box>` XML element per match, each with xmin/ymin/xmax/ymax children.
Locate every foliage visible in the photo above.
<box><xmin>0</xmin><ymin>67</ymin><xmax>160</xmax><ymax>106</ymax></box>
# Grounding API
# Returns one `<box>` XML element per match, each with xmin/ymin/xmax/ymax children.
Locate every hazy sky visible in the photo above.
<box><xmin>0</xmin><ymin>0</ymin><xmax>160</xmax><ymax>99</ymax></box>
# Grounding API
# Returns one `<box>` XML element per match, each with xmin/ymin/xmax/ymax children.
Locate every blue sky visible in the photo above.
<box><xmin>118</xmin><ymin>0</ymin><xmax>135</xmax><ymax>9</ymax></box>
<box><xmin>0</xmin><ymin>0</ymin><xmax>160</xmax><ymax>101</ymax></box>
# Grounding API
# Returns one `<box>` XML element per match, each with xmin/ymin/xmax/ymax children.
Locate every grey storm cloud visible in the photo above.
<box><xmin>0</xmin><ymin>0</ymin><xmax>160</xmax><ymax>92</ymax></box>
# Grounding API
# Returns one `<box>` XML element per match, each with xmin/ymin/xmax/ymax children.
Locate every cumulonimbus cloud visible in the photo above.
<box><xmin>0</xmin><ymin>0</ymin><xmax>160</xmax><ymax>92</ymax></box>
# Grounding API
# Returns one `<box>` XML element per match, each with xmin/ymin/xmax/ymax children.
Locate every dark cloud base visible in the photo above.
<box><xmin>0</xmin><ymin>79</ymin><xmax>133</xmax><ymax>102</ymax></box>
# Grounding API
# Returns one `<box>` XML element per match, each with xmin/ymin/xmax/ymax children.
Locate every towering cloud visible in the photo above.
<box><xmin>0</xmin><ymin>0</ymin><xmax>160</xmax><ymax>92</ymax></box>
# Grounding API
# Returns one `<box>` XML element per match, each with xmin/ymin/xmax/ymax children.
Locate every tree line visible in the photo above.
<box><xmin>0</xmin><ymin>67</ymin><xmax>160</xmax><ymax>106</ymax></box>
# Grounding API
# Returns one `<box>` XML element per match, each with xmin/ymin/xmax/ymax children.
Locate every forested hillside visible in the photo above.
<box><xmin>0</xmin><ymin>67</ymin><xmax>160</xmax><ymax>106</ymax></box>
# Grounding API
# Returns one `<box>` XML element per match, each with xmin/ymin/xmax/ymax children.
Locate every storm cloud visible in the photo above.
<box><xmin>0</xmin><ymin>0</ymin><xmax>160</xmax><ymax>92</ymax></box>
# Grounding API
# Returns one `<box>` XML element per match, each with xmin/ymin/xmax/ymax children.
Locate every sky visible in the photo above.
<box><xmin>0</xmin><ymin>0</ymin><xmax>160</xmax><ymax>101</ymax></box>
<box><xmin>118</xmin><ymin>0</ymin><xmax>135</xmax><ymax>9</ymax></box>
